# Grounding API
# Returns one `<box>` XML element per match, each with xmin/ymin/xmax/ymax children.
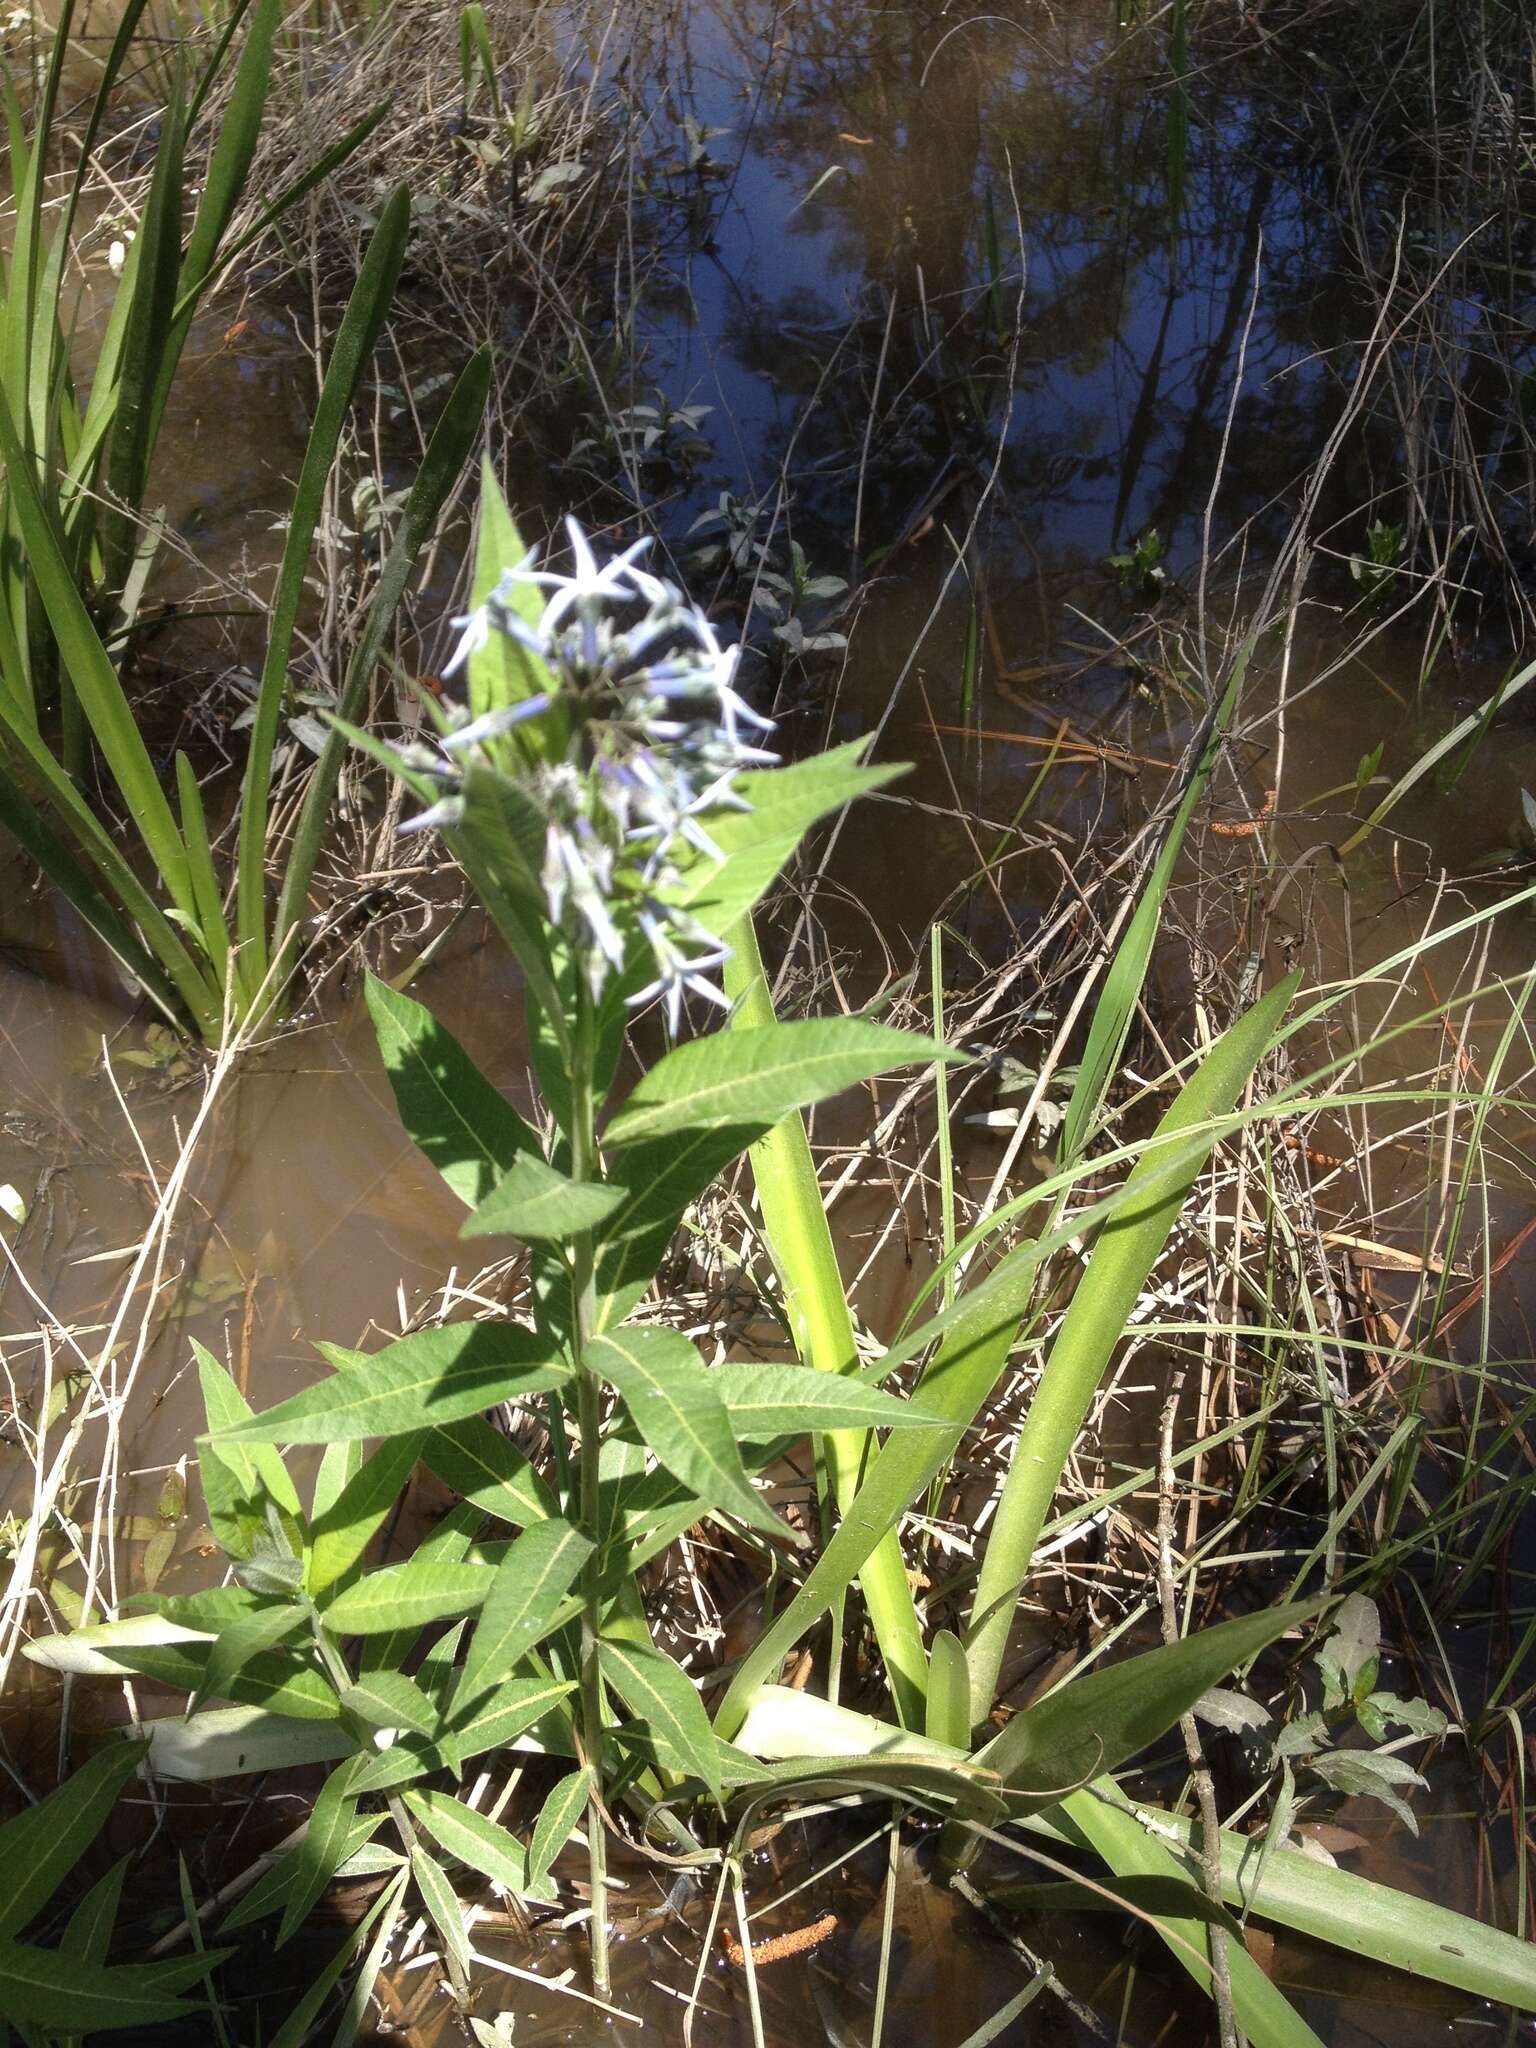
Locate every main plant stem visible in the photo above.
<box><xmin>568</xmin><ymin>987</ymin><xmax>610</xmax><ymax>1996</ymax></box>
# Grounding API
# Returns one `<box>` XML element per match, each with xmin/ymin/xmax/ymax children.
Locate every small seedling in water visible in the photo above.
<box><xmin>1349</xmin><ymin>519</ymin><xmax>1406</xmax><ymax>604</ymax></box>
<box><xmin>1107</xmin><ymin>527</ymin><xmax>1167</xmax><ymax>602</ymax></box>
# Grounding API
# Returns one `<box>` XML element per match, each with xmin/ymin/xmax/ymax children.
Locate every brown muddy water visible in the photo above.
<box><xmin>6</xmin><ymin>1</ymin><xmax>1536</xmax><ymax>2041</ymax></box>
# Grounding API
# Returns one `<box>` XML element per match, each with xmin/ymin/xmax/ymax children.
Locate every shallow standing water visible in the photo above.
<box><xmin>6</xmin><ymin>2</ymin><xmax>1536</xmax><ymax>2040</ymax></box>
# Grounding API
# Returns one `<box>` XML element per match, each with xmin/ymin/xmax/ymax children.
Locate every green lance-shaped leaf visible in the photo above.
<box><xmin>0</xmin><ymin>1944</ymin><xmax>222</xmax><ymax>2033</ymax></box>
<box><xmin>462</xmin><ymin>1152</ymin><xmax>627</xmax><ymax>1241</ymax></box>
<box><xmin>338</xmin><ymin>1670</ymin><xmax>440</xmax><ymax>1737</ymax></box>
<box><xmin>422</xmin><ymin>1416</ymin><xmax>557</xmax><ymax>1529</ymax></box>
<box><xmin>194</xmin><ymin>1341</ymin><xmax>303</xmax><ymax>1529</ymax></box>
<box><xmin>979</xmin><ymin>1602</ymin><xmax>1320</xmax><ymax>1799</ymax></box>
<box><xmin>656</xmin><ymin>740</ymin><xmax>907</xmax><ymax>942</ymax></box>
<box><xmin>411</xmin><ymin>1840</ymin><xmax>472</xmax><ymax>1983</ymax></box>
<box><xmin>276</xmin><ymin>1759</ymin><xmax>374</xmax><ymax>1947</ymax></box>
<box><xmin>349</xmin><ymin>1674</ymin><xmax>576</xmax><ymax>1794</ymax></box>
<box><xmin>465</xmin><ymin>460</ymin><xmax>559</xmax><ymax>727</ymax></box>
<box><xmin>61</xmin><ymin>1855</ymin><xmax>128</xmax><ymax>1966</ymax></box>
<box><xmin>211</xmin><ymin>1321</ymin><xmax>569</xmax><ymax>1446</ymax></box>
<box><xmin>456</xmin><ymin>1518</ymin><xmax>593</xmax><ymax>1703</ymax></box>
<box><xmin>91</xmin><ymin>1637</ymin><xmax>341</xmax><ymax>1722</ymax></box>
<box><xmin>711</xmin><ymin>1363</ymin><xmax>945</xmax><ymax>1439</ymax></box>
<box><xmin>601</xmin><ymin>1635</ymin><xmax>722</xmax><ymax>1802</ymax></box>
<box><xmin>320</xmin><ymin>1557</ymin><xmax>493</xmax><ymax>1637</ymax></box>
<box><xmin>588</xmin><ymin>1327</ymin><xmax>795</xmax><ymax>1545</ymax></box>
<box><xmin>192</xmin><ymin>1603</ymin><xmax>309</xmax><ymax>1716</ymax></box>
<box><xmin>234</xmin><ymin>188</ymin><xmax>410</xmax><ymax>998</ymax></box>
<box><xmin>0</xmin><ymin>1741</ymin><xmax>144</xmax><ymax>1940</ymax></box>
<box><xmin>527</xmin><ymin>1768</ymin><xmax>590</xmax><ymax>1892</ymax></box>
<box><xmin>363</xmin><ymin>971</ymin><xmax>541</xmax><ymax>1208</ymax></box>
<box><xmin>404</xmin><ymin>1788</ymin><xmax>549</xmax><ymax>1902</ymax></box>
<box><xmin>963</xmin><ymin>972</ymin><xmax>1300</xmax><ymax>1726</ymax></box>
<box><xmin>306</xmin><ymin>1432</ymin><xmax>424</xmax><ymax>1597</ymax></box>
<box><xmin>603</xmin><ymin>1018</ymin><xmax>957</xmax><ymax>1150</ymax></box>
<box><xmin>222</xmin><ymin>1812</ymin><xmax>383</xmax><ymax>1933</ymax></box>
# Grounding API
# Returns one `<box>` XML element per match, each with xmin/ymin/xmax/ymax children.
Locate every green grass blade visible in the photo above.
<box><xmin>0</xmin><ymin>382</ymin><xmax>198</xmax><ymax>922</ymax></box>
<box><xmin>272</xmin><ymin>343</ymin><xmax>491</xmax><ymax>974</ymax></box>
<box><xmin>1058</xmin><ymin>662</ymin><xmax>1241</xmax><ymax>1166</ymax></box>
<box><xmin>0</xmin><ymin>761</ymin><xmax>191</xmax><ymax>1025</ymax></box>
<box><xmin>963</xmin><ymin>972</ymin><xmax>1300</xmax><ymax>1725</ymax></box>
<box><xmin>723</xmin><ymin>911</ymin><xmax>927</xmax><ymax>1723</ymax></box>
<box><xmin>234</xmin><ymin>185</ymin><xmax>409</xmax><ymax>998</ymax></box>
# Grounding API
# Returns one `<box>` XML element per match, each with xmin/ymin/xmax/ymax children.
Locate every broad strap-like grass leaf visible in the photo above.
<box><xmin>211</xmin><ymin>1321</ymin><xmax>568</xmax><ymax>1445</ymax></box>
<box><xmin>600</xmin><ymin>1635</ymin><xmax>722</xmax><ymax>1801</ymax></box>
<box><xmin>456</xmin><ymin>1518</ymin><xmax>592</xmax><ymax>1701</ymax></box>
<box><xmin>963</xmin><ymin>972</ymin><xmax>1301</xmax><ymax>1723</ymax></box>
<box><xmin>925</xmin><ymin>1631</ymin><xmax>971</xmax><ymax>1749</ymax></box>
<box><xmin>588</xmin><ymin>1327</ymin><xmax>792</xmax><ymax>1544</ymax></box>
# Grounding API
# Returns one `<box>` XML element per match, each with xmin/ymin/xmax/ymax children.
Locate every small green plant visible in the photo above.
<box><xmin>1349</xmin><ymin>517</ymin><xmax>1406</xmax><ymax>603</ymax></box>
<box><xmin>1107</xmin><ymin>525</ymin><xmax>1167</xmax><ymax>601</ymax></box>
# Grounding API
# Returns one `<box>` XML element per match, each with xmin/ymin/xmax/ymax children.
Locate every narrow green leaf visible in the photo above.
<box><xmin>321</xmin><ymin>1559</ymin><xmax>493</xmax><ymax>1637</ymax></box>
<box><xmin>60</xmin><ymin>1856</ymin><xmax>128</xmax><ymax>1965</ymax></box>
<box><xmin>194</xmin><ymin>1604</ymin><xmax>308</xmax><ymax>1715</ymax></box>
<box><xmin>422</xmin><ymin>1416</ymin><xmax>556</xmax><ymax>1529</ymax></box>
<box><xmin>278</xmin><ymin>1758</ymin><xmax>370</xmax><ymax>1947</ymax></box>
<box><xmin>349</xmin><ymin>1675</ymin><xmax>576</xmax><ymax>1793</ymax></box>
<box><xmin>457</xmin><ymin>1518</ymin><xmax>592</xmax><ymax>1701</ymax></box>
<box><xmin>363</xmin><ymin>970</ymin><xmax>538</xmax><ymax>1208</ymax></box>
<box><xmin>462</xmin><ymin>1152</ymin><xmax>626</xmax><ymax>1240</ymax></box>
<box><xmin>212</xmin><ymin>1322</ymin><xmax>568</xmax><ymax>1445</ymax></box>
<box><xmin>600</xmin><ymin>1636</ymin><xmax>721</xmax><ymax>1801</ymax></box>
<box><xmin>275</xmin><ymin>349</ymin><xmax>493</xmax><ymax>968</ymax></box>
<box><xmin>411</xmin><ymin>1841</ymin><xmax>472</xmax><ymax>1981</ymax></box>
<box><xmin>604</xmin><ymin>1019</ymin><xmax>954</xmax><ymax>1151</ymax></box>
<box><xmin>307</xmin><ymin>1432</ymin><xmax>423</xmax><ymax>1596</ymax></box>
<box><xmin>716</xmin><ymin>1363</ymin><xmax>943</xmax><ymax>1439</ymax></box>
<box><xmin>339</xmin><ymin>1671</ymin><xmax>440</xmax><ymax>1737</ymax></box>
<box><xmin>0</xmin><ymin>1942</ymin><xmax>212</xmax><ymax>2031</ymax></box>
<box><xmin>93</xmin><ymin>1639</ymin><xmax>340</xmax><ymax>1721</ymax></box>
<box><xmin>588</xmin><ymin>1327</ymin><xmax>792</xmax><ymax>1544</ymax></box>
<box><xmin>194</xmin><ymin>1341</ymin><xmax>303</xmax><ymax>1517</ymax></box>
<box><xmin>222</xmin><ymin>1814</ymin><xmax>381</xmax><ymax>1933</ymax></box>
<box><xmin>235</xmin><ymin>189</ymin><xmax>410</xmax><ymax>991</ymax></box>
<box><xmin>0</xmin><ymin>1742</ymin><xmax>144</xmax><ymax>1939</ymax></box>
<box><xmin>404</xmin><ymin>1788</ymin><xmax>544</xmax><ymax>1900</ymax></box>
<box><xmin>526</xmin><ymin>1769</ymin><xmax>589</xmax><ymax>1891</ymax></box>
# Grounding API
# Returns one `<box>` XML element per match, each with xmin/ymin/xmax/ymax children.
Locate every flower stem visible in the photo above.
<box><xmin>568</xmin><ymin>986</ymin><xmax>610</xmax><ymax>1996</ymax></box>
